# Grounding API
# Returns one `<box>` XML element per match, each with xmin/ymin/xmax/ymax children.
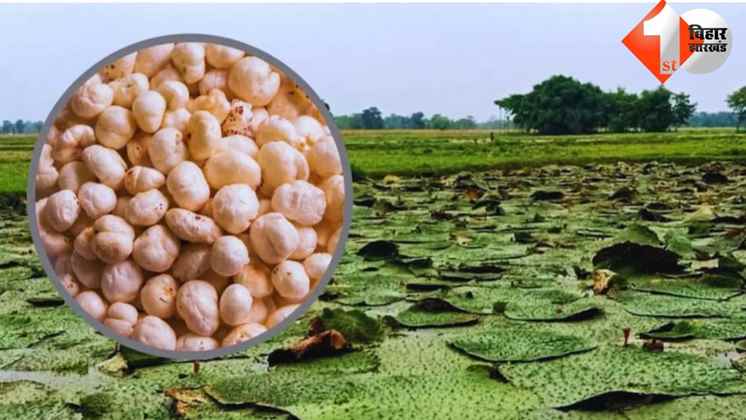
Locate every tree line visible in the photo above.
<box><xmin>5</xmin><ymin>80</ymin><xmax>746</xmax><ymax>134</ymax></box>
<box><xmin>334</xmin><ymin>109</ymin><xmax>499</xmax><ymax>130</ymax></box>
<box><xmin>495</xmin><ymin>75</ymin><xmax>746</xmax><ymax>134</ymax></box>
<box><xmin>1</xmin><ymin>120</ymin><xmax>43</xmax><ymax>135</ymax></box>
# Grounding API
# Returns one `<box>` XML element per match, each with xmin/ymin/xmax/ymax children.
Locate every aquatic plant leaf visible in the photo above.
<box><xmin>505</xmin><ymin>299</ymin><xmax>602</xmax><ymax>321</ymax></box>
<box><xmin>499</xmin><ymin>347</ymin><xmax>746</xmax><ymax>408</ymax></box>
<box><xmin>394</xmin><ymin>301</ymin><xmax>480</xmax><ymax>328</ymax></box>
<box><xmin>614</xmin><ymin>291</ymin><xmax>741</xmax><ymax>318</ymax></box>
<box><xmin>450</xmin><ymin>326</ymin><xmax>596</xmax><ymax>362</ymax></box>
<box><xmin>314</xmin><ymin>308</ymin><xmax>384</xmax><ymax>344</ymax></box>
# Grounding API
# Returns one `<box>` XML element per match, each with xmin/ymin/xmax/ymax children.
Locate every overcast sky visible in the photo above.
<box><xmin>1</xmin><ymin>3</ymin><xmax>743</xmax><ymax>121</ymax></box>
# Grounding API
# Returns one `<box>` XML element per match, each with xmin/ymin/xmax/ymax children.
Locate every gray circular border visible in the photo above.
<box><xmin>26</xmin><ymin>34</ymin><xmax>353</xmax><ymax>361</ymax></box>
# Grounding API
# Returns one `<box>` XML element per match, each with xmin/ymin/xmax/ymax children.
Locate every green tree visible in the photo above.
<box><xmin>430</xmin><ymin>114</ymin><xmax>451</xmax><ymax>130</ymax></box>
<box><xmin>495</xmin><ymin>75</ymin><xmax>608</xmax><ymax>134</ymax></box>
<box><xmin>637</xmin><ymin>87</ymin><xmax>674</xmax><ymax>132</ymax></box>
<box><xmin>410</xmin><ymin>112</ymin><xmax>426</xmax><ymax>129</ymax></box>
<box><xmin>688</xmin><ymin>112</ymin><xmax>738</xmax><ymax>127</ymax></box>
<box><xmin>606</xmin><ymin>88</ymin><xmax>640</xmax><ymax>133</ymax></box>
<box><xmin>361</xmin><ymin>107</ymin><xmax>383</xmax><ymax>129</ymax></box>
<box><xmin>727</xmin><ymin>86</ymin><xmax>746</xmax><ymax>132</ymax></box>
<box><xmin>495</xmin><ymin>94</ymin><xmax>529</xmax><ymax>132</ymax></box>
<box><xmin>671</xmin><ymin>92</ymin><xmax>697</xmax><ymax>130</ymax></box>
<box><xmin>453</xmin><ymin>116</ymin><xmax>477</xmax><ymax>129</ymax></box>
<box><xmin>1</xmin><ymin>120</ymin><xmax>13</xmax><ymax>134</ymax></box>
<box><xmin>383</xmin><ymin>114</ymin><xmax>409</xmax><ymax>129</ymax></box>
<box><xmin>334</xmin><ymin>114</ymin><xmax>364</xmax><ymax>129</ymax></box>
<box><xmin>14</xmin><ymin>119</ymin><xmax>24</xmax><ymax>134</ymax></box>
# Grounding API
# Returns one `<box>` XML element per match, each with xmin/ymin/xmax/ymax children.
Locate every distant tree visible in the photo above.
<box><xmin>361</xmin><ymin>107</ymin><xmax>384</xmax><ymax>129</ymax></box>
<box><xmin>31</xmin><ymin>121</ymin><xmax>44</xmax><ymax>133</ymax></box>
<box><xmin>727</xmin><ymin>86</ymin><xmax>746</xmax><ymax>132</ymax></box>
<box><xmin>383</xmin><ymin>114</ymin><xmax>410</xmax><ymax>129</ymax></box>
<box><xmin>430</xmin><ymin>114</ymin><xmax>451</xmax><ymax>130</ymax></box>
<box><xmin>688</xmin><ymin>112</ymin><xmax>738</xmax><ymax>127</ymax></box>
<box><xmin>495</xmin><ymin>94</ymin><xmax>528</xmax><ymax>132</ymax></box>
<box><xmin>453</xmin><ymin>116</ymin><xmax>477</xmax><ymax>129</ymax></box>
<box><xmin>477</xmin><ymin>117</ymin><xmax>513</xmax><ymax>130</ymax></box>
<box><xmin>333</xmin><ymin>115</ymin><xmax>351</xmax><ymax>129</ymax></box>
<box><xmin>334</xmin><ymin>114</ymin><xmax>364</xmax><ymax>129</ymax></box>
<box><xmin>14</xmin><ymin>119</ymin><xmax>24</xmax><ymax>134</ymax></box>
<box><xmin>1</xmin><ymin>120</ymin><xmax>13</xmax><ymax>134</ymax></box>
<box><xmin>671</xmin><ymin>92</ymin><xmax>697</xmax><ymax>130</ymax></box>
<box><xmin>637</xmin><ymin>87</ymin><xmax>674</xmax><ymax>132</ymax></box>
<box><xmin>410</xmin><ymin>112</ymin><xmax>426</xmax><ymax>129</ymax></box>
<box><xmin>606</xmin><ymin>88</ymin><xmax>640</xmax><ymax>133</ymax></box>
<box><xmin>495</xmin><ymin>75</ymin><xmax>607</xmax><ymax>134</ymax></box>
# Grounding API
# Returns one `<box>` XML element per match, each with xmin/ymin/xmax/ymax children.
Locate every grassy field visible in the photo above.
<box><xmin>343</xmin><ymin>128</ymin><xmax>746</xmax><ymax>177</ymax></box>
<box><xmin>2</xmin><ymin>129</ymin><xmax>746</xmax><ymax>418</ymax></box>
<box><xmin>4</xmin><ymin>128</ymin><xmax>746</xmax><ymax>192</ymax></box>
<box><xmin>0</xmin><ymin>135</ymin><xmax>35</xmax><ymax>193</ymax></box>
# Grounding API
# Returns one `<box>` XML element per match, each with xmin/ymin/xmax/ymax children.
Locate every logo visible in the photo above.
<box><xmin>623</xmin><ymin>0</ymin><xmax>731</xmax><ymax>83</ymax></box>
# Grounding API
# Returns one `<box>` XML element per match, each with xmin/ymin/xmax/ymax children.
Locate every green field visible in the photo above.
<box><xmin>2</xmin><ymin>130</ymin><xmax>746</xmax><ymax>418</ymax></box>
<box><xmin>0</xmin><ymin>135</ymin><xmax>35</xmax><ymax>193</ymax></box>
<box><xmin>343</xmin><ymin>128</ymin><xmax>746</xmax><ymax>176</ymax></box>
<box><xmin>4</xmin><ymin>129</ymin><xmax>746</xmax><ymax>192</ymax></box>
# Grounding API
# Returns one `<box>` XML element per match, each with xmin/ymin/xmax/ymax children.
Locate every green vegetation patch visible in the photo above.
<box><xmin>77</xmin><ymin>380</ymin><xmax>173</xmax><ymax>419</ymax></box>
<box><xmin>640</xmin><ymin>320</ymin><xmax>746</xmax><ymax>341</ymax></box>
<box><xmin>505</xmin><ymin>299</ymin><xmax>602</xmax><ymax>322</ymax></box>
<box><xmin>325</xmin><ymin>267</ymin><xmax>409</xmax><ymax>306</ymax></box>
<box><xmin>394</xmin><ymin>301</ymin><xmax>480</xmax><ymax>328</ymax></box>
<box><xmin>614</xmin><ymin>291</ymin><xmax>741</xmax><ymax>318</ymax></box>
<box><xmin>6</xmin><ymin>143</ymin><xmax>746</xmax><ymax>417</ymax></box>
<box><xmin>450</xmin><ymin>326</ymin><xmax>596</xmax><ymax>362</ymax></box>
<box><xmin>625</xmin><ymin>395</ymin><xmax>746</xmax><ymax>420</ymax></box>
<box><xmin>426</xmin><ymin>286</ymin><xmax>588</xmax><ymax>317</ymax></box>
<box><xmin>315</xmin><ymin>308</ymin><xmax>385</xmax><ymax>344</ymax></box>
<box><xmin>499</xmin><ymin>346</ymin><xmax>746</xmax><ymax>408</ymax></box>
<box><xmin>208</xmin><ymin>335</ymin><xmax>543</xmax><ymax>419</ymax></box>
<box><xmin>628</xmin><ymin>275</ymin><xmax>743</xmax><ymax>301</ymax></box>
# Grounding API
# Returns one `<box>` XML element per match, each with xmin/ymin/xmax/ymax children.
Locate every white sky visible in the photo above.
<box><xmin>0</xmin><ymin>3</ymin><xmax>743</xmax><ymax>121</ymax></box>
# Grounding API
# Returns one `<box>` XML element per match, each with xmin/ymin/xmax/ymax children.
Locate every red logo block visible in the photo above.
<box><xmin>623</xmin><ymin>0</ymin><xmax>699</xmax><ymax>83</ymax></box>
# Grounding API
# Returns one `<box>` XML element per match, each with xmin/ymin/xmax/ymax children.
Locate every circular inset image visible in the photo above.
<box><xmin>28</xmin><ymin>34</ymin><xmax>352</xmax><ymax>360</ymax></box>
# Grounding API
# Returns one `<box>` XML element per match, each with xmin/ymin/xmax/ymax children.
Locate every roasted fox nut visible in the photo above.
<box><xmin>205</xmin><ymin>44</ymin><xmax>245</xmax><ymax>69</ymax></box>
<box><xmin>71</xmin><ymin>76</ymin><xmax>114</xmax><ymax>119</ymax></box>
<box><xmin>101</xmin><ymin>259</ymin><xmax>144</xmax><ymax>303</ymax></box>
<box><xmin>132</xmin><ymin>224</ymin><xmax>180</xmax><ymax>272</ymax></box>
<box><xmin>95</xmin><ymin>106</ymin><xmax>137</xmax><ymax>149</ymax></box>
<box><xmin>171</xmin><ymin>42</ymin><xmax>206</xmax><ymax>84</ymax></box>
<box><xmin>134</xmin><ymin>43</ymin><xmax>175</xmax><ymax>78</ymax></box>
<box><xmin>249</xmin><ymin>213</ymin><xmax>299</xmax><ymax>265</ymax></box>
<box><xmin>177</xmin><ymin>280</ymin><xmax>220</xmax><ymax>337</ymax></box>
<box><xmin>166</xmin><ymin>161</ymin><xmax>210</xmax><ymax>211</ymax></box>
<box><xmin>141</xmin><ymin>274</ymin><xmax>178</xmax><ymax>319</ymax></box>
<box><xmin>133</xmin><ymin>315</ymin><xmax>177</xmax><ymax>351</ymax></box>
<box><xmin>44</xmin><ymin>189</ymin><xmax>80</xmax><ymax>233</ymax></box>
<box><xmin>132</xmin><ymin>91</ymin><xmax>167</xmax><ymax>133</ymax></box>
<box><xmin>212</xmin><ymin>184</ymin><xmax>259</xmax><ymax>234</ymax></box>
<box><xmin>210</xmin><ymin>235</ymin><xmax>250</xmax><ymax>277</ymax></box>
<box><xmin>228</xmin><ymin>56</ymin><xmax>280</xmax><ymax>106</ymax></box>
<box><xmin>271</xmin><ymin>180</ymin><xmax>326</xmax><ymax>226</ymax></box>
<box><xmin>149</xmin><ymin>127</ymin><xmax>189</xmax><ymax>174</ymax></box>
<box><xmin>257</xmin><ymin>141</ymin><xmax>309</xmax><ymax>192</ymax></box>
<box><xmin>82</xmin><ymin>145</ymin><xmax>127</xmax><ymax>190</ymax></box>
<box><xmin>91</xmin><ymin>215</ymin><xmax>135</xmax><ymax>264</ymax></box>
<box><xmin>165</xmin><ymin>208</ymin><xmax>222</xmax><ymax>244</ymax></box>
<box><xmin>204</xmin><ymin>152</ymin><xmax>262</xmax><ymax>190</ymax></box>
